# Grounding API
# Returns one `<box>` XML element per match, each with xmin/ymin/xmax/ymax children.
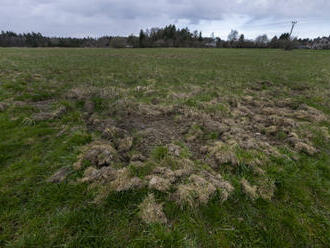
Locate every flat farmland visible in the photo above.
<box><xmin>0</xmin><ymin>48</ymin><xmax>329</xmax><ymax>247</ymax></box>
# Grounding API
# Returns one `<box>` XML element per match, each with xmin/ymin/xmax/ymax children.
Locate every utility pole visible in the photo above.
<box><xmin>289</xmin><ymin>21</ymin><xmax>298</xmax><ymax>37</ymax></box>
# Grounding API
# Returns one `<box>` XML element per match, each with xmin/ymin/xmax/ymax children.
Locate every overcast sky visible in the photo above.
<box><xmin>1</xmin><ymin>0</ymin><xmax>329</xmax><ymax>39</ymax></box>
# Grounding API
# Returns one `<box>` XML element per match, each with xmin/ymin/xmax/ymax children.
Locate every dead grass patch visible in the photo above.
<box><xmin>138</xmin><ymin>194</ymin><xmax>167</xmax><ymax>224</ymax></box>
<box><xmin>241</xmin><ymin>178</ymin><xmax>258</xmax><ymax>200</ymax></box>
<box><xmin>55</xmin><ymin>83</ymin><xmax>328</xmax><ymax>207</ymax></box>
<box><xmin>172</xmin><ymin>173</ymin><xmax>233</xmax><ymax>207</ymax></box>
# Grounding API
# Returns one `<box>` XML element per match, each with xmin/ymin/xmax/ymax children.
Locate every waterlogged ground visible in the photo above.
<box><xmin>0</xmin><ymin>48</ymin><xmax>329</xmax><ymax>247</ymax></box>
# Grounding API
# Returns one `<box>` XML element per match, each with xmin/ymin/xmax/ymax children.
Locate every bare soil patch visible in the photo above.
<box><xmin>48</xmin><ymin>83</ymin><xmax>329</xmax><ymax>214</ymax></box>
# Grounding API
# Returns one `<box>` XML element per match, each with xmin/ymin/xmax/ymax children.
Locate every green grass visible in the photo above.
<box><xmin>0</xmin><ymin>48</ymin><xmax>329</xmax><ymax>247</ymax></box>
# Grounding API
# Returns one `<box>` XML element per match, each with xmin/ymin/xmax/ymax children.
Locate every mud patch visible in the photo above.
<box><xmin>57</xmin><ymin>83</ymin><xmax>328</xmax><ymax>208</ymax></box>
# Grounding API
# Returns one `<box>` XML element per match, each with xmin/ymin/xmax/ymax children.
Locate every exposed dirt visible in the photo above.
<box><xmin>47</xmin><ymin>84</ymin><xmax>329</xmax><ymax>210</ymax></box>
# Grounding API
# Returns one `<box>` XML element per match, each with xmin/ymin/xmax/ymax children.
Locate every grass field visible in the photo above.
<box><xmin>0</xmin><ymin>48</ymin><xmax>329</xmax><ymax>248</ymax></box>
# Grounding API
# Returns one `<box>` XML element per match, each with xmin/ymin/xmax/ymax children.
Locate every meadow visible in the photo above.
<box><xmin>0</xmin><ymin>48</ymin><xmax>329</xmax><ymax>247</ymax></box>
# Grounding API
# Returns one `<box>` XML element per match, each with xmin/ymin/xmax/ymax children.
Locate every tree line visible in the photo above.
<box><xmin>0</xmin><ymin>26</ymin><xmax>329</xmax><ymax>49</ymax></box>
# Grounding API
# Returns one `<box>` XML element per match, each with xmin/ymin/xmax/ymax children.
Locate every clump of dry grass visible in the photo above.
<box><xmin>148</xmin><ymin>176</ymin><xmax>171</xmax><ymax>192</ymax></box>
<box><xmin>80</xmin><ymin>166</ymin><xmax>117</xmax><ymax>183</ymax></box>
<box><xmin>66</xmin><ymin>87</ymin><xmax>93</xmax><ymax>101</ymax></box>
<box><xmin>118</xmin><ymin>136</ymin><xmax>133</xmax><ymax>152</ymax></box>
<box><xmin>31</xmin><ymin>105</ymin><xmax>67</xmax><ymax>121</ymax></box>
<box><xmin>93</xmin><ymin>167</ymin><xmax>145</xmax><ymax>203</ymax></box>
<box><xmin>294</xmin><ymin>104</ymin><xmax>327</xmax><ymax>122</ymax></box>
<box><xmin>320</xmin><ymin>127</ymin><xmax>330</xmax><ymax>140</ymax></box>
<box><xmin>207</xmin><ymin>141</ymin><xmax>239</xmax><ymax>167</ymax></box>
<box><xmin>241</xmin><ymin>178</ymin><xmax>258</xmax><ymax>200</ymax></box>
<box><xmin>47</xmin><ymin>167</ymin><xmax>71</xmax><ymax>183</ymax></box>
<box><xmin>185</xmin><ymin>125</ymin><xmax>204</xmax><ymax>142</ymax></box>
<box><xmin>294</xmin><ymin>142</ymin><xmax>317</xmax><ymax>155</ymax></box>
<box><xmin>138</xmin><ymin>194</ymin><xmax>167</xmax><ymax>224</ymax></box>
<box><xmin>241</xmin><ymin>176</ymin><xmax>275</xmax><ymax>201</ymax></box>
<box><xmin>172</xmin><ymin>173</ymin><xmax>233</xmax><ymax>207</ymax></box>
<box><xmin>82</xmin><ymin>167</ymin><xmax>99</xmax><ymax>182</ymax></box>
<box><xmin>110</xmin><ymin>168</ymin><xmax>144</xmax><ymax>192</ymax></box>
<box><xmin>75</xmin><ymin>141</ymin><xmax>119</xmax><ymax>169</ymax></box>
<box><xmin>151</xmin><ymin>167</ymin><xmax>176</xmax><ymax>183</ymax></box>
<box><xmin>257</xmin><ymin>178</ymin><xmax>276</xmax><ymax>200</ymax></box>
<box><xmin>167</xmin><ymin>144</ymin><xmax>181</xmax><ymax>156</ymax></box>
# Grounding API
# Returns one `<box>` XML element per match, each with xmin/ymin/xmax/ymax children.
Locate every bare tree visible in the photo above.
<box><xmin>227</xmin><ymin>30</ymin><xmax>238</xmax><ymax>41</ymax></box>
<box><xmin>255</xmin><ymin>34</ymin><xmax>269</xmax><ymax>47</ymax></box>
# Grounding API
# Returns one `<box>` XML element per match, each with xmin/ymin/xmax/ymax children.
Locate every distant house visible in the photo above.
<box><xmin>311</xmin><ymin>37</ymin><xmax>330</xmax><ymax>49</ymax></box>
<box><xmin>204</xmin><ymin>40</ymin><xmax>217</xmax><ymax>48</ymax></box>
<box><xmin>297</xmin><ymin>45</ymin><xmax>310</xmax><ymax>49</ymax></box>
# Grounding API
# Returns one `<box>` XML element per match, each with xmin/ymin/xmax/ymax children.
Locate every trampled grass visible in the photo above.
<box><xmin>0</xmin><ymin>48</ymin><xmax>329</xmax><ymax>247</ymax></box>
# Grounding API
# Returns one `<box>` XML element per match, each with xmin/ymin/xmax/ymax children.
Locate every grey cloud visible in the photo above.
<box><xmin>0</xmin><ymin>0</ymin><xmax>329</xmax><ymax>37</ymax></box>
